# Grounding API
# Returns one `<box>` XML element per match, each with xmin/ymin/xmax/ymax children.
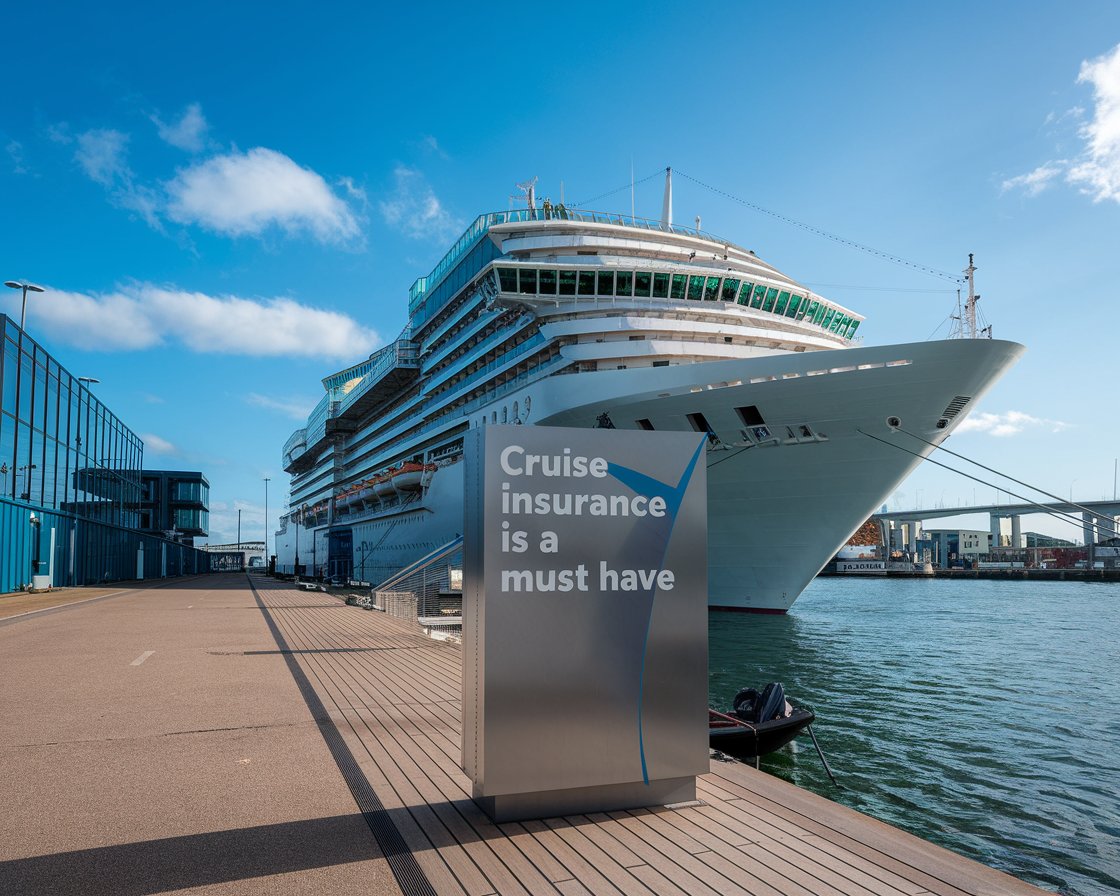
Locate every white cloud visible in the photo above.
<box><xmin>7</xmin><ymin>140</ymin><xmax>28</xmax><ymax>174</ymax></box>
<box><xmin>1068</xmin><ymin>43</ymin><xmax>1120</xmax><ymax>201</ymax></box>
<box><xmin>19</xmin><ymin>283</ymin><xmax>381</xmax><ymax>361</ymax></box>
<box><xmin>1001</xmin><ymin>163</ymin><xmax>1064</xmax><ymax>197</ymax></box>
<box><xmin>75</xmin><ymin>129</ymin><xmax>130</xmax><ymax>185</ymax></box>
<box><xmin>72</xmin><ymin>128</ymin><xmax>163</xmax><ymax>229</ymax></box>
<box><xmin>420</xmin><ymin>135</ymin><xmax>449</xmax><ymax>159</ymax></box>
<box><xmin>955</xmin><ymin>410</ymin><xmax>1071</xmax><ymax>438</ymax></box>
<box><xmin>379</xmin><ymin>165</ymin><xmax>461</xmax><ymax>240</ymax></box>
<box><xmin>152</xmin><ymin>102</ymin><xmax>209</xmax><ymax>152</ymax></box>
<box><xmin>1006</xmin><ymin>43</ymin><xmax>1120</xmax><ymax>203</ymax></box>
<box><xmin>247</xmin><ymin>392</ymin><xmax>316</xmax><ymax>421</ymax></box>
<box><xmin>166</xmin><ymin>148</ymin><xmax>361</xmax><ymax>243</ymax></box>
<box><xmin>141</xmin><ymin>433</ymin><xmax>177</xmax><ymax>455</ymax></box>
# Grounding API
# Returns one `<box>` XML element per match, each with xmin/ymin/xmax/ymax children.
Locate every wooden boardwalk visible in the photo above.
<box><xmin>251</xmin><ymin>576</ymin><xmax>1046</xmax><ymax>896</ymax></box>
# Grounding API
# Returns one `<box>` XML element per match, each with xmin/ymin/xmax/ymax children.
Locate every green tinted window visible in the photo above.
<box><xmin>616</xmin><ymin>272</ymin><xmax>633</xmax><ymax>296</ymax></box>
<box><xmin>821</xmin><ymin>308</ymin><xmax>835</xmax><ymax>329</ymax></box>
<box><xmin>786</xmin><ymin>294</ymin><xmax>802</xmax><ymax>317</ymax></box>
<box><xmin>558</xmin><ymin>270</ymin><xmax>577</xmax><ymax>296</ymax></box>
<box><xmin>687</xmin><ymin>276</ymin><xmax>705</xmax><ymax>301</ymax></box>
<box><xmin>670</xmin><ymin>274</ymin><xmax>687</xmax><ymax>299</ymax></box>
<box><xmin>597</xmin><ymin>271</ymin><xmax>614</xmax><ymax>296</ymax></box>
<box><xmin>652</xmin><ymin>273</ymin><xmax>670</xmax><ymax>298</ymax></box>
<box><xmin>578</xmin><ymin>271</ymin><xmax>596</xmax><ymax>296</ymax></box>
<box><xmin>634</xmin><ymin>271</ymin><xmax>652</xmax><ymax>297</ymax></box>
<box><xmin>847</xmin><ymin>320</ymin><xmax>860</xmax><ymax>338</ymax></box>
<box><xmin>763</xmin><ymin>288</ymin><xmax>778</xmax><ymax>311</ymax></box>
<box><xmin>519</xmin><ymin>269</ymin><xmax>537</xmax><ymax>294</ymax></box>
<box><xmin>774</xmin><ymin>291</ymin><xmax>790</xmax><ymax>315</ymax></box>
<box><xmin>802</xmin><ymin>299</ymin><xmax>818</xmax><ymax>320</ymax></box>
<box><xmin>751</xmin><ymin>285</ymin><xmax>766</xmax><ymax>308</ymax></box>
<box><xmin>814</xmin><ymin>304</ymin><xmax>828</xmax><ymax>324</ymax></box>
<box><xmin>704</xmin><ymin>277</ymin><xmax>720</xmax><ymax>300</ymax></box>
<box><xmin>737</xmin><ymin>282</ymin><xmax>754</xmax><ymax>305</ymax></box>
<box><xmin>722</xmin><ymin>278</ymin><xmax>741</xmax><ymax>301</ymax></box>
<box><xmin>538</xmin><ymin>269</ymin><xmax>557</xmax><ymax>295</ymax></box>
<box><xmin>832</xmin><ymin>314</ymin><xmax>849</xmax><ymax>333</ymax></box>
<box><xmin>498</xmin><ymin>268</ymin><xmax>517</xmax><ymax>292</ymax></box>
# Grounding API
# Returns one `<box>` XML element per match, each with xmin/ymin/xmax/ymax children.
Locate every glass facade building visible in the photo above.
<box><xmin>0</xmin><ymin>314</ymin><xmax>210</xmax><ymax>593</ymax></box>
<box><xmin>139</xmin><ymin>470</ymin><xmax>210</xmax><ymax>545</ymax></box>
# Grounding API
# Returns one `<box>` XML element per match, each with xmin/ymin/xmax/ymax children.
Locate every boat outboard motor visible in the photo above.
<box><xmin>755</xmin><ymin>682</ymin><xmax>787</xmax><ymax>722</ymax></box>
<box><xmin>732</xmin><ymin>687</ymin><xmax>761</xmax><ymax>723</ymax></box>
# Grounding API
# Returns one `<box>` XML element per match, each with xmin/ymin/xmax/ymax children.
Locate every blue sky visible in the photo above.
<box><xmin>3</xmin><ymin>2</ymin><xmax>1120</xmax><ymax>546</ymax></box>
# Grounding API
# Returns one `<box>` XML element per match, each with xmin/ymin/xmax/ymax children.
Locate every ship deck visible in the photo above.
<box><xmin>0</xmin><ymin>574</ymin><xmax>1046</xmax><ymax>895</ymax></box>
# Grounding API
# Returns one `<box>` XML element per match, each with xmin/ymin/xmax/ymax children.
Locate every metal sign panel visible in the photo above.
<box><xmin>463</xmin><ymin>426</ymin><xmax>708</xmax><ymax>820</ymax></box>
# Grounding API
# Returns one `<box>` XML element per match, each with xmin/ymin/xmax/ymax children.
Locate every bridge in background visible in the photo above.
<box><xmin>873</xmin><ymin>500</ymin><xmax>1120</xmax><ymax>553</ymax></box>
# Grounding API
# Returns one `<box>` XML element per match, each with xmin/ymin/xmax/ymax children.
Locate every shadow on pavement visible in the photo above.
<box><xmin>0</xmin><ymin>813</ymin><xmax>384</xmax><ymax>896</ymax></box>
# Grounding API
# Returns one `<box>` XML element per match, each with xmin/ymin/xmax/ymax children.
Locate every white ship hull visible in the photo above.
<box><xmin>276</xmin><ymin>337</ymin><xmax>1022</xmax><ymax>612</ymax></box>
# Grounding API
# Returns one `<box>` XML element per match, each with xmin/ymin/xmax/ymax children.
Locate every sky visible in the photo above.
<box><xmin>3</xmin><ymin>1</ymin><xmax>1120</xmax><ymax>547</ymax></box>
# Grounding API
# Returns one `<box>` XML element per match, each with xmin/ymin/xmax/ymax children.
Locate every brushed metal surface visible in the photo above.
<box><xmin>463</xmin><ymin>426</ymin><xmax>707</xmax><ymax>814</ymax></box>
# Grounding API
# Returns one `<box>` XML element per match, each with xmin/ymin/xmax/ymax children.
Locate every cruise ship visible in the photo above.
<box><xmin>275</xmin><ymin>173</ymin><xmax>1023</xmax><ymax>612</ymax></box>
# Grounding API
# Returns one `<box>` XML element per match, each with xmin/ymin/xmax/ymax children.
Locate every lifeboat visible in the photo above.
<box><xmin>392</xmin><ymin>462</ymin><xmax>425</xmax><ymax>493</ymax></box>
<box><xmin>373</xmin><ymin>471</ymin><xmax>397</xmax><ymax>499</ymax></box>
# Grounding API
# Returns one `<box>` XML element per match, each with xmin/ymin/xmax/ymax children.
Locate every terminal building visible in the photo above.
<box><xmin>138</xmin><ymin>470</ymin><xmax>210</xmax><ymax>546</ymax></box>
<box><xmin>0</xmin><ymin>314</ymin><xmax>210</xmax><ymax>593</ymax></box>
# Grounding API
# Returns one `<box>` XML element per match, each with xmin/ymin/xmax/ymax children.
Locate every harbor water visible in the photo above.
<box><xmin>709</xmin><ymin>577</ymin><xmax>1120</xmax><ymax>896</ymax></box>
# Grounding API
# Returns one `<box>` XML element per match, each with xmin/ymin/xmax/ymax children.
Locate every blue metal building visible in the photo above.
<box><xmin>0</xmin><ymin>314</ymin><xmax>209</xmax><ymax>593</ymax></box>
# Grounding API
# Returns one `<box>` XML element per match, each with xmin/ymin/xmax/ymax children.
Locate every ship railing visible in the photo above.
<box><xmin>408</xmin><ymin>208</ymin><xmax>721</xmax><ymax>318</ymax></box>
<box><xmin>422</xmin><ymin>331</ymin><xmax>545</xmax><ymax>398</ymax></box>
<box><xmin>336</xmin><ymin>338</ymin><xmax>420</xmax><ymax>416</ymax></box>
<box><xmin>304</xmin><ymin>395</ymin><xmax>338</xmax><ymax>446</ymax></box>
<box><xmin>282</xmin><ymin>428</ymin><xmax>307</xmax><ymax>458</ymax></box>
<box><xmin>344</xmin><ymin>353</ymin><xmax>568</xmax><ymax>486</ymax></box>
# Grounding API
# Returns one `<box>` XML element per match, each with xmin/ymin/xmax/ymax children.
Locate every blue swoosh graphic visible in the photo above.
<box><xmin>607</xmin><ymin>436</ymin><xmax>705</xmax><ymax>784</ymax></box>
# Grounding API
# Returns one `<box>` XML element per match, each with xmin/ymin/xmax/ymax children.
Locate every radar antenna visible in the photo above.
<box><xmin>513</xmin><ymin>177</ymin><xmax>538</xmax><ymax>212</ymax></box>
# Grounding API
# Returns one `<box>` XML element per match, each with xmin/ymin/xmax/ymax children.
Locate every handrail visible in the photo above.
<box><xmin>407</xmin><ymin>207</ymin><xmax>725</xmax><ymax>317</ymax></box>
<box><xmin>336</xmin><ymin>338</ymin><xmax>420</xmax><ymax>416</ymax></box>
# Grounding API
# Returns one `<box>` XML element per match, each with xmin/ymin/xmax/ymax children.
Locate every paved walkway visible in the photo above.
<box><xmin>0</xmin><ymin>573</ymin><xmax>401</xmax><ymax>895</ymax></box>
<box><xmin>1</xmin><ymin>573</ymin><xmax>1048</xmax><ymax>896</ymax></box>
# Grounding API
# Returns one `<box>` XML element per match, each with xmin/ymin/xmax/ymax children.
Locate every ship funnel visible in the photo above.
<box><xmin>661</xmin><ymin>167</ymin><xmax>673</xmax><ymax>226</ymax></box>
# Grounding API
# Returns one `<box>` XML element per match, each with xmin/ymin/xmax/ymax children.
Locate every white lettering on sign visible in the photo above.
<box><xmin>499</xmin><ymin>445</ymin><xmax>609</xmax><ymax>478</ymax></box>
<box><xmin>501</xmin><ymin>484</ymin><xmax>666</xmax><ymax>517</ymax></box>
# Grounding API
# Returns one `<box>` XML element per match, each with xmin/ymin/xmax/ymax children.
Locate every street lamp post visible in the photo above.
<box><xmin>4</xmin><ymin>281</ymin><xmax>45</xmax><ymax>331</ymax></box>
<box><xmin>17</xmin><ymin>463</ymin><xmax>37</xmax><ymax>501</ymax></box>
<box><xmin>294</xmin><ymin>507</ymin><xmax>300</xmax><ymax>581</ymax></box>
<box><xmin>263</xmin><ymin>477</ymin><xmax>270</xmax><ymax>566</ymax></box>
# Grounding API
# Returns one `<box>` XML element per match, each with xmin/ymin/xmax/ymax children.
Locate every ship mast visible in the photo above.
<box><xmin>950</xmin><ymin>253</ymin><xmax>992</xmax><ymax>339</ymax></box>
<box><xmin>661</xmin><ymin>167</ymin><xmax>673</xmax><ymax>226</ymax></box>
<box><xmin>964</xmin><ymin>253</ymin><xmax>978</xmax><ymax>339</ymax></box>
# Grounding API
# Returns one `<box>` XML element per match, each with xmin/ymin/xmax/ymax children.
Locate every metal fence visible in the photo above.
<box><xmin>370</xmin><ymin>542</ymin><xmax>463</xmax><ymax>638</ymax></box>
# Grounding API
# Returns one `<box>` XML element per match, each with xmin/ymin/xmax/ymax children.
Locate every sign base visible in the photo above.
<box><xmin>476</xmin><ymin>776</ymin><xmax>696</xmax><ymax>823</ymax></box>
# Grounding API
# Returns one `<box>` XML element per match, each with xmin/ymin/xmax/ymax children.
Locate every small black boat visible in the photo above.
<box><xmin>708</xmin><ymin>682</ymin><xmax>814</xmax><ymax>759</ymax></box>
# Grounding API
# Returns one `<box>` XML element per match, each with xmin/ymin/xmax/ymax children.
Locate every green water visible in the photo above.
<box><xmin>708</xmin><ymin>577</ymin><xmax>1120</xmax><ymax>895</ymax></box>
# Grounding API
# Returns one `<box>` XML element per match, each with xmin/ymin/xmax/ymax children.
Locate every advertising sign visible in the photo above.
<box><xmin>463</xmin><ymin>425</ymin><xmax>708</xmax><ymax>821</ymax></box>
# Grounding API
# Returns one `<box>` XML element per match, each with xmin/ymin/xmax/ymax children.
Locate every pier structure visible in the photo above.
<box><xmin>876</xmin><ymin>499</ymin><xmax>1120</xmax><ymax>565</ymax></box>
<box><xmin>0</xmin><ymin>573</ymin><xmax>1049</xmax><ymax>895</ymax></box>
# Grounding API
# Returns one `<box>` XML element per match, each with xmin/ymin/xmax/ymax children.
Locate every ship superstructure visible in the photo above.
<box><xmin>277</xmin><ymin>178</ymin><xmax>1022</xmax><ymax>611</ymax></box>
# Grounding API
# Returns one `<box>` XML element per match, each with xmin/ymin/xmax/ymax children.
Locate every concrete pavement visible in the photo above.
<box><xmin>0</xmin><ymin>573</ymin><xmax>403</xmax><ymax>896</ymax></box>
